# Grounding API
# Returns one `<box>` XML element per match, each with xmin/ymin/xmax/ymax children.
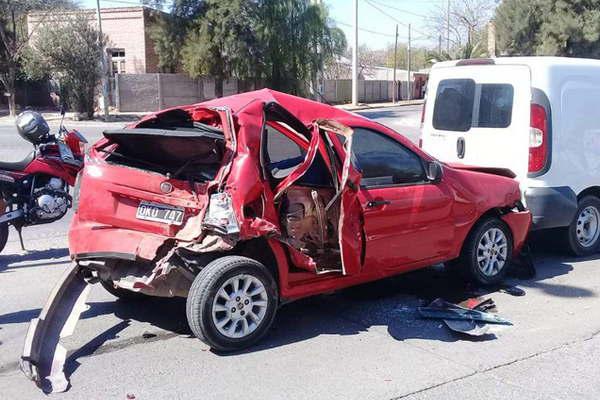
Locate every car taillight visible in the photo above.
<box><xmin>529</xmin><ymin>103</ymin><xmax>548</xmax><ymax>173</ymax></box>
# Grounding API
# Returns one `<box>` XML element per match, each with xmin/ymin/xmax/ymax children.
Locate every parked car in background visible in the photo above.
<box><xmin>22</xmin><ymin>89</ymin><xmax>531</xmax><ymax>393</ymax></box>
<box><xmin>421</xmin><ymin>57</ymin><xmax>600</xmax><ymax>256</ymax></box>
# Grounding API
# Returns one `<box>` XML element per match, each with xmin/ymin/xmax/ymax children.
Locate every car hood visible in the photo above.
<box><xmin>445</xmin><ymin>163</ymin><xmax>517</xmax><ymax>179</ymax></box>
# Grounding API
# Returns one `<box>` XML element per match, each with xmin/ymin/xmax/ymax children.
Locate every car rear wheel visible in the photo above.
<box><xmin>186</xmin><ymin>255</ymin><xmax>278</xmax><ymax>352</ymax></box>
<box><xmin>457</xmin><ymin>218</ymin><xmax>512</xmax><ymax>286</ymax></box>
<box><xmin>566</xmin><ymin>196</ymin><xmax>600</xmax><ymax>257</ymax></box>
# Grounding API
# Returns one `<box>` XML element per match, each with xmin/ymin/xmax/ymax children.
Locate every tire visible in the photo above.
<box><xmin>100</xmin><ymin>279</ymin><xmax>148</xmax><ymax>301</ymax></box>
<box><xmin>457</xmin><ymin>217</ymin><xmax>513</xmax><ymax>286</ymax></box>
<box><xmin>565</xmin><ymin>195</ymin><xmax>600</xmax><ymax>257</ymax></box>
<box><xmin>186</xmin><ymin>255</ymin><xmax>278</xmax><ymax>352</ymax></box>
<box><xmin>0</xmin><ymin>223</ymin><xmax>7</xmax><ymax>255</ymax></box>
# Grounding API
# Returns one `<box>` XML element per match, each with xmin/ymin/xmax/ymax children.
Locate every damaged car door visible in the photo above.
<box><xmin>264</xmin><ymin>107</ymin><xmax>363</xmax><ymax>276</ymax></box>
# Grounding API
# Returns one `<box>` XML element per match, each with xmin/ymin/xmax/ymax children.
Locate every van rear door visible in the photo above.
<box><xmin>422</xmin><ymin>63</ymin><xmax>531</xmax><ymax>181</ymax></box>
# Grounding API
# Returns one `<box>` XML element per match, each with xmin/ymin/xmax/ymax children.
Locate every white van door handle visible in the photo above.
<box><xmin>457</xmin><ymin>137</ymin><xmax>465</xmax><ymax>159</ymax></box>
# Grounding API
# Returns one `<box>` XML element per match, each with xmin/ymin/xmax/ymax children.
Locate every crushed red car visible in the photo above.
<box><xmin>21</xmin><ymin>89</ymin><xmax>531</xmax><ymax>393</ymax></box>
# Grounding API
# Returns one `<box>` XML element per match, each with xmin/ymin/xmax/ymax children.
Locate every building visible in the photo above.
<box><xmin>28</xmin><ymin>7</ymin><xmax>163</xmax><ymax>76</ymax></box>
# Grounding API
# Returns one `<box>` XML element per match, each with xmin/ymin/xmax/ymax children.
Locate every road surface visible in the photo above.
<box><xmin>2</xmin><ymin>105</ymin><xmax>600</xmax><ymax>400</ymax></box>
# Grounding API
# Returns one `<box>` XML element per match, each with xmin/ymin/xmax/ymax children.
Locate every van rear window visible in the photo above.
<box><xmin>433</xmin><ymin>79</ymin><xmax>513</xmax><ymax>131</ymax></box>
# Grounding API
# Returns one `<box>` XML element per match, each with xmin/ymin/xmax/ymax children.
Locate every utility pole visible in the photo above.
<box><xmin>407</xmin><ymin>23</ymin><xmax>412</xmax><ymax>101</ymax></box>
<box><xmin>96</xmin><ymin>0</ymin><xmax>110</xmax><ymax>120</ymax></box>
<box><xmin>352</xmin><ymin>0</ymin><xmax>359</xmax><ymax>106</ymax></box>
<box><xmin>438</xmin><ymin>34</ymin><xmax>442</xmax><ymax>55</ymax></box>
<box><xmin>392</xmin><ymin>24</ymin><xmax>398</xmax><ymax>103</ymax></box>
<box><xmin>446</xmin><ymin>0</ymin><xmax>450</xmax><ymax>53</ymax></box>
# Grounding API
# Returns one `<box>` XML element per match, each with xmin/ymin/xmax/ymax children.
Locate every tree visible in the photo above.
<box><xmin>258</xmin><ymin>0</ymin><xmax>346</xmax><ymax>95</ymax></box>
<box><xmin>495</xmin><ymin>0</ymin><xmax>600</xmax><ymax>57</ymax></box>
<box><xmin>427</xmin><ymin>40</ymin><xmax>487</xmax><ymax>64</ymax></box>
<box><xmin>429</xmin><ymin>0</ymin><xmax>498</xmax><ymax>49</ymax></box>
<box><xmin>147</xmin><ymin>0</ymin><xmax>206</xmax><ymax>73</ymax></box>
<box><xmin>24</xmin><ymin>13</ymin><xmax>106</xmax><ymax>119</ymax></box>
<box><xmin>0</xmin><ymin>0</ymin><xmax>73</xmax><ymax>117</ymax></box>
<box><xmin>181</xmin><ymin>0</ymin><xmax>261</xmax><ymax>97</ymax></box>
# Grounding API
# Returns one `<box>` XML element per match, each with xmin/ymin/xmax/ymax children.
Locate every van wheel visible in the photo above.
<box><xmin>100</xmin><ymin>279</ymin><xmax>148</xmax><ymax>301</ymax></box>
<box><xmin>457</xmin><ymin>218</ymin><xmax>512</xmax><ymax>286</ymax></box>
<box><xmin>566</xmin><ymin>196</ymin><xmax>600</xmax><ymax>256</ymax></box>
<box><xmin>186</xmin><ymin>256</ymin><xmax>278</xmax><ymax>352</ymax></box>
<box><xmin>0</xmin><ymin>223</ymin><xmax>7</xmax><ymax>255</ymax></box>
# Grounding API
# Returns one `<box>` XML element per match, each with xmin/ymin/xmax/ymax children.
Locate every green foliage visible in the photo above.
<box><xmin>24</xmin><ymin>14</ymin><xmax>106</xmax><ymax>118</ymax></box>
<box><xmin>495</xmin><ymin>0</ymin><xmax>600</xmax><ymax>57</ymax></box>
<box><xmin>0</xmin><ymin>0</ymin><xmax>74</xmax><ymax>115</ymax></box>
<box><xmin>148</xmin><ymin>14</ymin><xmax>185</xmax><ymax>73</ymax></box>
<box><xmin>258</xmin><ymin>0</ymin><xmax>346</xmax><ymax>95</ymax></box>
<box><xmin>427</xmin><ymin>40</ymin><xmax>488</xmax><ymax>64</ymax></box>
<box><xmin>181</xmin><ymin>0</ymin><xmax>261</xmax><ymax>96</ymax></box>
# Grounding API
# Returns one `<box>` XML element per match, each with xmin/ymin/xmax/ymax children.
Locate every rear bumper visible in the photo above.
<box><xmin>524</xmin><ymin>186</ymin><xmax>577</xmax><ymax>230</ymax></box>
<box><xmin>68</xmin><ymin>214</ymin><xmax>169</xmax><ymax>261</ymax></box>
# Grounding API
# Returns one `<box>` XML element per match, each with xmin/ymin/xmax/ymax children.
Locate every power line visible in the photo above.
<box><xmin>363</xmin><ymin>0</ymin><xmax>433</xmax><ymax>39</ymax></box>
<box><xmin>368</xmin><ymin>0</ymin><xmax>429</xmax><ymax>19</ymax></box>
<box><xmin>334</xmin><ymin>19</ymin><xmax>406</xmax><ymax>39</ymax></box>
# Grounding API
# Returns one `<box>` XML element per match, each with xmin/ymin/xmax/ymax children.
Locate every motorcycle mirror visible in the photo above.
<box><xmin>60</xmin><ymin>105</ymin><xmax>66</xmax><ymax>116</ymax></box>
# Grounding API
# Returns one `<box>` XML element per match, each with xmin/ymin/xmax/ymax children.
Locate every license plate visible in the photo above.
<box><xmin>136</xmin><ymin>201</ymin><xmax>184</xmax><ymax>225</ymax></box>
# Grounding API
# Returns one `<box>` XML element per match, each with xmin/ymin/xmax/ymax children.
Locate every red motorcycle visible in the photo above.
<box><xmin>0</xmin><ymin>109</ymin><xmax>86</xmax><ymax>254</ymax></box>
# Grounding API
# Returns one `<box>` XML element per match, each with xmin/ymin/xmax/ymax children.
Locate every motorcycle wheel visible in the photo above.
<box><xmin>0</xmin><ymin>223</ymin><xmax>7</xmax><ymax>255</ymax></box>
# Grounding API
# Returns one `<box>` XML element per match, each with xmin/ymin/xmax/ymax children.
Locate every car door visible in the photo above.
<box><xmin>267</xmin><ymin>113</ymin><xmax>363</xmax><ymax>276</ymax></box>
<box><xmin>421</xmin><ymin>64</ymin><xmax>531</xmax><ymax>182</ymax></box>
<box><xmin>351</xmin><ymin>127</ymin><xmax>454</xmax><ymax>271</ymax></box>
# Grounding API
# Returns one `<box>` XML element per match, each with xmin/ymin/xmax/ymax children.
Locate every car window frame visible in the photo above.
<box><xmin>433</xmin><ymin>78</ymin><xmax>515</xmax><ymax>132</ymax></box>
<box><xmin>349</xmin><ymin>127</ymin><xmax>429</xmax><ymax>189</ymax></box>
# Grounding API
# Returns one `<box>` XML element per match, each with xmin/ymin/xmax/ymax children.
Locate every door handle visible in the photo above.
<box><xmin>457</xmin><ymin>137</ymin><xmax>465</xmax><ymax>159</ymax></box>
<box><xmin>366</xmin><ymin>200</ymin><xmax>391</xmax><ymax>208</ymax></box>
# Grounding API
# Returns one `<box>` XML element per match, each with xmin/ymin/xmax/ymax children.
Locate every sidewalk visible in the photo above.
<box><xmin>337</xmin><ymin>99</ymin><xmax>424</xmax><ymax>111</ymax></box>
<box><xmin>0</xmin><ymin>108</ymin><xmax>149</xmax><ymax>126</ymax></box>
<box><xmin>0</xmin><ymin>98</ymin><xmax>423</xmax><ymax>126</ymax></box>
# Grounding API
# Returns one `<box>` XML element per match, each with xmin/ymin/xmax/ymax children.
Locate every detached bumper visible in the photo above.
<box><xmin>525</xmin><ymin>186</ymin><xmax>577</xmax><ymax>230</ymax></box>
<box><xmin>20</xmin><ymin>263</ymin><xmax>91</xmax><ymax>393</ymax></box>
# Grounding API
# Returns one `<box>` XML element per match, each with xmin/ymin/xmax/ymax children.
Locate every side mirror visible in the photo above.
<box><xmin>426</xmin><ymin>161</ymin><xmax>443</xmax><ymax>183</ymax></box>
<box><xmin>60</xmin><ymin>104</ymin><xmax>66</xmax><ymax>116</ymax></box>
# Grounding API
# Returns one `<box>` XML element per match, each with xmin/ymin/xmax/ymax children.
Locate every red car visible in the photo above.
<box><xmin>22</xmin><ymin>89</ymin><xmax>531</xmax><ymax>392</ymax></box>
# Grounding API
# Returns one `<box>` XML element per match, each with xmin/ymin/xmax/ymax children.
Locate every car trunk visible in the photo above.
<box><xmin>77</xmin><ymin>119</ymin><xmax>227</xmax><ymax>241</ymax></box>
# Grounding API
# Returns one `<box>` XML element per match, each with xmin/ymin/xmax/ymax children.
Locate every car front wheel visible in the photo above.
<box><xmin>458</xmin><ymin>218</ymin><xmax>513</xmax><ymax>286</ymax></box>
<box><xmin>186</xmin><ymin>255</ymin><xmax>278</xmax><ymax>352</ymax></box>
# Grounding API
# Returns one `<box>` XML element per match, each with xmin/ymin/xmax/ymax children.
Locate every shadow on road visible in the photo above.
<box><xmin>0</xmin><ymin>248</ymin><xmax>69</xmax><ymax>273</ymax></box>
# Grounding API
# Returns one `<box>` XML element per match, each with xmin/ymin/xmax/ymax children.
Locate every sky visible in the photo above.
<box><xmin>79</xmin><ymin>0</ymin><xmax>445</xmax><ymax>49</ymax></box>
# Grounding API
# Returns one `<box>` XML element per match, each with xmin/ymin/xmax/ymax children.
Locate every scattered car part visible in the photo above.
<box><xmin>20</xmin><ymin>263</ymin><xmax>92</xmax><ymax>393</ymax></box>
<box><xmin>418</xmin><ymin>298</ymin><xmax>512</xmax><ymax>325</ymax></box>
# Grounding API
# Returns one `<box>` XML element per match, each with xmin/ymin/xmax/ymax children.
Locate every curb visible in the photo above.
<box><xmin>337</xmin><ymin>100</ymin><xmax>424</xmax><ymax>112</ymax></box>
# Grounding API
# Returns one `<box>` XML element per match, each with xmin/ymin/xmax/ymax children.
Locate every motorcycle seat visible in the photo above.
<box><xmin>0</xmin><ymin>151</ymin><xmax>35</xmax><ymax>171</ymax></box>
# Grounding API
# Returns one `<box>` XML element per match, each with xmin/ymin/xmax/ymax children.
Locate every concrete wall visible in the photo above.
<box><xmin>115</xmin><ymin>74</ymin><xmax>266</xmax><ymax>112</ymax></box>
<box><xmin>116</xmin><ymin>74</ymin><xmax>422</xmax><ymax>112</ymax></box>
<box><xmin>322</xmin><ymin>80</ymin><xmax>410</xmax><ymax>104</ymax></box>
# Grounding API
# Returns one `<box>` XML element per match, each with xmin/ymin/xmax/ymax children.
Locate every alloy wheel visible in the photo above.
<box><xmin>212</xmin><ymin>274</ymin><xmax>269</xmax><ymax>339</ymax></box>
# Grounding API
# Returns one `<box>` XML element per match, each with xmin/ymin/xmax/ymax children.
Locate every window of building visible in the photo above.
<box><xmin>109</xmin><ymin>48</ymin><xmax>126</xmax><ymax>75</ymax></box>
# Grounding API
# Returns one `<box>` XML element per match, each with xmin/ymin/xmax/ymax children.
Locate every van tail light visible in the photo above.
<box><xmin>528</xmin><ymin>104</ymin><xmax>548</xmax><ymax>173</ymax></box>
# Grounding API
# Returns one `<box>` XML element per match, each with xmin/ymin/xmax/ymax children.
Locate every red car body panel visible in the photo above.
<box><xmin>69</xmin><ymin>88</ymin><xmax>531</xmax><ymax>301</ymax></box>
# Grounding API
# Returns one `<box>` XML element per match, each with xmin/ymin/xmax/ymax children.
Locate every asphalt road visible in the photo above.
<box><xmin>2</xmin><ymin>105</ymin><xmax>600</xmax><ymax>399</ymax></box>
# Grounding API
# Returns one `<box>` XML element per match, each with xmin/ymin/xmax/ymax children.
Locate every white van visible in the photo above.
<box><xmin>421</xmin><ymin>57</ymin><xmax>600</xmax><ymax>256</ymax></box>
